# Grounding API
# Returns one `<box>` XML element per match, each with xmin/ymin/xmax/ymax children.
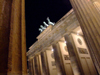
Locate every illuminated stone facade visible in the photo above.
<box><xmin>27</xmin><ymin>0</ymin><xmax>100</xmax><ymax>75</ymax></box>
<box><xmin>0</xmin><ymin>0</ymin><xmax>27</xmax><ymax>75</ymax></box>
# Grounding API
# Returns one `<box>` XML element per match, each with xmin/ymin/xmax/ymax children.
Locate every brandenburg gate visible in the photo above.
<box><xmin>27</xmin><ymin>0</ymin><xmax>100</xmax><ymax>75</ymax></box>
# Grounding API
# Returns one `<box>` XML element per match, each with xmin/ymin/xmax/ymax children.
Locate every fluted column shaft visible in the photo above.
<box><xmin>0</xmin><ymin>0</ymin><xmax>12</xmax><ymax>74</ymax></box>
<box><xmin>34</xmin><ymin>55</ymin><xmax>42</xmax><ymax>75</ymax></box>
<box><xmin>52</xmin><ymin>44</ymin><xmax>66</xmax><ymax>75</ymax></box>
<box><xmin>69</xmin><ymin>0</ymin><xmax>100</xmax><ymax>74</ymax></box>
<box><xmin>38</xmin><ymin>55</ymin><xmax>43</xmax><ymax>75</ymax></box>
<box><xmin>41</xmin><ymin>52</ymin><xmax>49</xmax><ymax>75</ymax></box>
<box><xmin>21</xmin><ymin>0</ymin><xmax>27</xmax><ymax>75</ymax></box>
<box><xmin>8</xmin><ymin>0</ymin><xmax>22</xmax><ymax>74</ymax></box>
<box><xmin>32</xmin><ymin>58</ymin><xmax>36</xmax><ymax>75</ymax></box>
<box><xmin>0</xmin><ymin>0</ymin><xmax>27</xmax><ymax>74</ymax></box>
<box><xmin>28</xmin><ymin>59</ymin><xmax>33</xmax><ymax>75</ymax></box>
<box><xmin>92</xmin><ymin>0</ymin><xmax>100</xmax><ymax>12</ymax></box>
<box><xmin>64</xmin><ymin>35</ymin><xmax>81</xmax><ymax>75</ymax></box>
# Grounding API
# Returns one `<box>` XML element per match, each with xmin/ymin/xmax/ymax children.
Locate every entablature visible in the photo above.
<box><xmin>27</xmin><ymin>9</ymin><xmax>80</xmax><ymax>57</ymax></box>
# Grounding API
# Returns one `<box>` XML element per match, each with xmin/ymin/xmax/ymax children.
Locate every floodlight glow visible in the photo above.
<box><xmin>52</xmin><ymin>49</ymin><xmax>54</xmax><ymax>51</ymax></box>
<box><xmin>64</xmin><ymin>41</ymin><xmax>67</xmax><ymax>43</ymax></box>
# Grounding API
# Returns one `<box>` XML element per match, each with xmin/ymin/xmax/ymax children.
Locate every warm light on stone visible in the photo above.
<box><xmin>27</xmin><ymin>0</ymin><xmax>100</xmax><ymax>75</ymax></box>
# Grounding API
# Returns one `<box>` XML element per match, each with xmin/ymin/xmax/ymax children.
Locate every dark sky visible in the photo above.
<box><xmin>25</xmin><ymin>0</ymin><xmax>72</xmax><ymax>51</ymax></box>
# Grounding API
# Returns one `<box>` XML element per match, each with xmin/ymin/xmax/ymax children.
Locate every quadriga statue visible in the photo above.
<box><xmin>39</xmin><ymin>25</ymin><xmax>46</xmax><ymax>33</ymax></box>
<box><xmin>39</xmin><ymin>28</ymin><xmax>43</xmax><ymax>32</ymax></box>
<box><xmin>47</xmin><ymin>17</ymin><xmax>55</xmax><ymax>25</ymax></box>
<box><xmin>40</xmin><ymin>25</ymin><xmax>46</xmax><ymax>30</ymax></box>
<box><xmin>43</xmin><ymin>21</ymin><xmax>49</xmax><ymax>27</ymax></box>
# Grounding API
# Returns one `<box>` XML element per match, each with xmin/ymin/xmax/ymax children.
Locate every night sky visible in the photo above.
<box><xmin>25</xmin><ymin>0</ymin><xmax>72</xmax><ymax>51</ymax></box>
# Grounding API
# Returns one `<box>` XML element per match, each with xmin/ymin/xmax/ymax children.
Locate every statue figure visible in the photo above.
<box><xmin>47</xmin><ymin>17</ymin><xmax>55</xmax><ymax>25</ymax></box>
<box><xmin>38</xmin><ymin>17</ymin><xmax>55</xmax><ymax>33</ymax></box>
<box><xmin>40</xmin><ymin>25</ymin><xmax>46</xmax><ymax>30</ymax></box>
<box><xmin>39</xmin><ymin>25</ymin><xmax>46</xmax><ymax>33</ymax></box>
<box><xmin>39</xmin><ymin>28</ymin><xmax>43</xmax><ymax>32</ymax></box>
<box><xmin>43</xmin><ymin>21</ymin><xmax>49</xmax><ymax>27</ymax></box>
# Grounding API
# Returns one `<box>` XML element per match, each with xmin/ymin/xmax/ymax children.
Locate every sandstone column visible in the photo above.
<box><xmin>8</xmin><ymin>0</ymin><xmax>22</xmax><ymax>74</ymax></box>
<box><xmin>41</xmin><ymin>52</ymin><xmax>50</xmax><ymax>75</ymax></box>
<box><xmin>7</xmin><ymin>0</ymin><xmax>27</xmax><ymax>74</ymax></box>
<box><xmin>0</xmin><ymin>0</ymin><xmax>27</xmax><ymax>74</ymax></box>
<box><xmin>32</xmin><ymin>58</ymin><xmax>36</xmax><ymax>75</ymax></box>
<box><xmin>92</xmin><ymin>0</ymin><xmax>100</xmax><ymax>12</ymax></box>
<box><xmin>28</xmin><ymin>59</ymin><xmax>30</xmax><ymax>75</ymax></box>
<box><xmin>28</xmin><ymin>59</ymin><xmax>33</xmax><ymax>75</ymax></box>
<box><xmin>21</xmin><ymin>0</ymin><xmax>27</xmax><ymax>75</ymax></box>
<box><xmin>64</xmin><ymin>35</ymin><xmax>81</xmax><ymax>75</ymax></box>
<box><xmin>34</xmin><ymin>55</ymin><xmax>42</xmax><ymax>75</ymax></box>
<box><xmin>0</xmin><ymin>0</ymin><xmax>12</xmax><ymax>74</ymax></box>
<box><xmin>69</xmin><ymin>0</ymin><xmax>100</xmax><ymax>74</ymax></box>
<box><xmin>38</xmin><ymin>54</ymin><xmax>43</xmax><ymax>75</ymax></box>
<box><xmin>52</xmin><ymin>43</ymin><xmax>66</xmax><ymax>75</ymax></box>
